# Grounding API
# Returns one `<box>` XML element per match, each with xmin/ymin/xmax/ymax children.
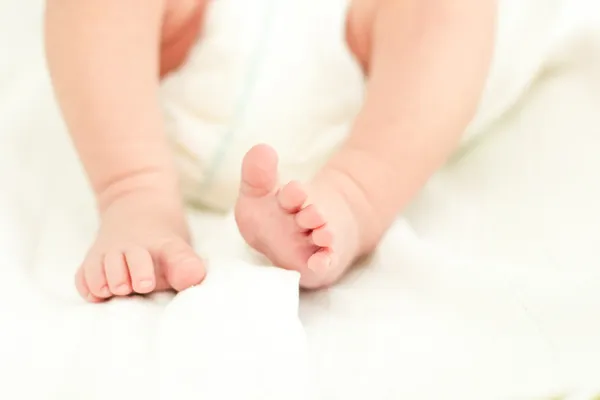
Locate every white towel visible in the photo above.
<box><xmin>158</xmin><ymin>258</ymin><xmax>314</xmax><ymax>400</ymax></box>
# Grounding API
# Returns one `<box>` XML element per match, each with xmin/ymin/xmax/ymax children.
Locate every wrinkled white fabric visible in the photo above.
<box><xmin>158</xmin><ymin>258</ymin><xmax>314</xmax><ymax>400</ymax></box>
<box><xmin>157</xmin><ymin>217</ymin><xmax>314</xmax><ymax>399</ymax></box>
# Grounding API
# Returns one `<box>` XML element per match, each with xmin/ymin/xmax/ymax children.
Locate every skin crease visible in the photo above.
<box><xmin>44</xmin><ymin>0</ymin><xmax>496</xmax><ymax>300</ymax></box>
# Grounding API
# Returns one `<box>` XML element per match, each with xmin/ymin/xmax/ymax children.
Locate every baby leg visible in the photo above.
<box><xmin>234</xmin><ymin>0</ymin><xmax>496</xmax><ymax>288</ymax></box>
<box><xmin>45</xmin><ymin>0</ymin><xmax>210</xmax><ymax>301</ymax></box>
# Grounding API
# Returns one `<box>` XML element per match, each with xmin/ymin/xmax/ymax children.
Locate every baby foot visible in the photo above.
<box><xmin>75</xmin><ymin>195</ymin><xmax>206</xmax><ymax>302</ymax></box>
<box><xmin>234</xmin><ymin>144</ymin><xmax>361</xmax><ymax>289</ymax></box>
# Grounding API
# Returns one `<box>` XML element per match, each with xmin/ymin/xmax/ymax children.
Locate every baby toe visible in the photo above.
<box><xmin>307</xmin><ymin>248</ymin><xmax>333</xmax><ymax>273</ymax></box>
<box><xmin>125</xmin><ymin>247</ymin><xmax>156</xmax><ymax>294</ymax></box>
<box><xmin>75</xmin><ymin>267</ymin><xmax>104</xmax><ymax>302</ymax></box>
<box><xmin>239</xmin><ymin>144</ymin><xmax>279</xmax><ymax>197</ymax></box>
<box><xmin>82</xmin><ymin>255</ymin><xmax>112</xmax><ymax>299</ymax></box>
<box><xmin>311</xmin><ymin>226</ymin><xmax>334</xmax><ymax>247</ymax></box>
<box><xmin>159</xmin><ymin>240</ymin><xmax>206</xmax><ymax>292</ymax></box>
<box><xmin>104</xmin><ymin>251</ymin><xmax>132</xmax><ymax>296</ymax></box>
<box><xmin>296</xmin><ymin>204</ymin><xmax>326</xmax><ymax>230</ymax></box>
<box><xmin>278</xmin><ymin>181</ymin><xmax>308</xmax><ymax>213</ymax></box>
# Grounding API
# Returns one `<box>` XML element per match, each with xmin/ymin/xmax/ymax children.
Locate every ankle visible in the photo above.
<box><xmin>312</xmin><ymin>164</ymin><xmax>382</xmax><ymax>255</ymax></box>
<box><xmin>99</xmin><ymin>189</ymin><xmax>190</xmax><ymax>243</ymax></box>
<box><xmin>97</xmin><ymin>168</ymin><xmax>181</xmax><ymax>212</ymax></box>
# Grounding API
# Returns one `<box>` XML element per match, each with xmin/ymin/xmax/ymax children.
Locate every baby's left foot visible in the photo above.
<box><xmin>234</xmin><ymin>144</ymin><xmax>362</xmax><ymax>289</ymax></box>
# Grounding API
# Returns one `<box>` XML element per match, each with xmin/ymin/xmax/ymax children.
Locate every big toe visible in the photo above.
<box><xmin>239</xmin><ymin>144</ymin><xmax>279</xmax><ymax>197</ymax></box>
<box><xmin>159</xmin><ymin>239</ymin><xmax>206</xmax><ymax>292</ymax></box>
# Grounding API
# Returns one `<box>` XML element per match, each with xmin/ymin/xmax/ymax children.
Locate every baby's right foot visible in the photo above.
<box><xmin>75</xmin><ymin>194</ymin><xmax>206</xmax><ymax>302</ymax></box>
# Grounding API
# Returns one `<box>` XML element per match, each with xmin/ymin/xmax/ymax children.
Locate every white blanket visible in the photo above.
<box><xmin>2</xmin><ymin>0</ymin><xmax>600</xmax><ymax>399</ymax></box>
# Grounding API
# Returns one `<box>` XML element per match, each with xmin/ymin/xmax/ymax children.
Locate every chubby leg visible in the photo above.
<box><xmin>46</xmin><ymin>0</ymin><xmax>209</xmax><ymax>301</ymax></box>
<box><xmin>235</xmin><ymin>0</ymin><xmax>496</xmax><ymax>288</ymax></box>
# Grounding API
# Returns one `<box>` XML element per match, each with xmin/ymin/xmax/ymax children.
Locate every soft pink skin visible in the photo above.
<box><xmin>235</xmin><ymin>0</ymin><xmax>496</xmax><ymax>289</ymax></box>
<box><xmin>235</xmin><ymin>144</ymin><xmax>361</xmax><ymax>289</ymax></box>
<box><xmin>46</xmin><ymin>0</ymin><xmax>209</xmax><ymax>302</ymax></box>
<box><xmin>45</xmin><ymin>0</ymin><xmax>495</xmax><ymax>299</ymax></box>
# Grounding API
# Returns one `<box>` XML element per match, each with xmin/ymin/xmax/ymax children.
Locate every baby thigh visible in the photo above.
<box><xmin>160</xmin><ymin>0</ymin><xmax>210</xmax><ymax>77</ymax></box>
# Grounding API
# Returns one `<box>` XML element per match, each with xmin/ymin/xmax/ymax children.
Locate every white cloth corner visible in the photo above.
<box><xmin>157</xmin><ymin>257</ymin><xmax>315</xmax><ymax>400</ymax></box>
<box><xmin>158</xmin><ymin>213</ymin><xmax>314</xmax><ymax>399</ymax></box>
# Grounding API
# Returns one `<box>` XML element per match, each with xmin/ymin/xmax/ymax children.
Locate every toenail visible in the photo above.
<box><xmin>87</xmin><ymin>294</ymin><xmax>96</xmax><ymax>301</ymax></box>
<box><xmin>99</xmin><ymin>286</ymin><xmax>111</xmax><ymax>297</ymax></box>
<box><xmin>139</xmin><ymin>280</ymin><xmax>154</xmax><ymax>289</ymax></box>
<box><xmin>116</xmin><ymin>284</ymin><xmax>129</xmax><ymax>293</ymax></box>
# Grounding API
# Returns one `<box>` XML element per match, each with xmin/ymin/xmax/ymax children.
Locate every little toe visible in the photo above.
<box><xmin>82</xmin><ymin>256</ymin><xmax>112</xmax><ymax>299</ymax></box>
<box><xmin>296</xmin><ymin>204</ymin><xmax>326</xmax><ymax>230</ymax></box>
<box><xmin>159</xmin><ymin>239</ymin><xmax>206</xmax><ymax>292</ymax></box>
<box><xmin>239</xmin><ymin>144</ymin><xmax>279</xmax><ymax>198</ymax></box>
<box><xmin>311</xmin><ymin>226</ymin><xmax>334</xmax><ymax>247</ymax></box>
<box><xmin>104</xmin><ymin>251</ymin><xmax>132</xmax><ymax>296</ymax></box>
<box><xmin>307</xmin><ymin>248</ymin><xmax>333</xmax><ymax>273</ymax></box>
<box><xmin>125</xmin><ymin>247</ymin><xmax>156</xmax><ymax>294</ymax></box>
<box><xmin>278</xmin><ymin>181</ymin><xmax>308</xmax><ymax>213</ymax></box>
<box><xmin>75</xmin><ymin>267</ymin><xmax>104</xmax><ymax>302</ymax></box>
